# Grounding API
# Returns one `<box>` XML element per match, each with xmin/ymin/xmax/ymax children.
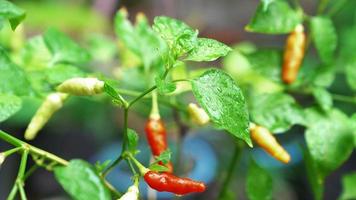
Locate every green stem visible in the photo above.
<box><xmin>122</xmin><ymin>108</ymin><xmax>129</xmax><ymax>151</ymax></box>
<box><xmin>126</xmin><ymin>158</ymin><xmax>137</xmax><ymax>175</ymax></box>
<box><xmin>103</xmin><ymin>180</ymin><xmax>122</xmax><ymax>198</ymax></box>
<box><xmin>7</xmin><ymin>184</ymin><xmax>18</xmax><ymax>200</ymax></box>
<box><xmin>327</xmin><ymin>0</ymin><xmax>349</xmax><ymax>16</ymax></box>
<box><xmin>17</xmin><ymin>181</ymin><xmax>27</xmax><ymax>200</ymax></box>
<box><xmin>126</xmin><ymin>153</ymin><xmax>148</xmax><ymax>175</ymax></box>
<box><xmin>0</xmin><ymin>130</ymin><xmax>121</xmax><ymax>197</ymax></box>
<box><xmin>218</xmin><ymin>143</ymin><xmax>243</xmax><ymax>200</ymax></box>
<box><xmin>0</xmin><ymin>130</ymin><xmax>23</xmax><ymax>147</ymax></box>
<box><xmin>128</xmin><ymin>86</ymin><xmax>157</xmax><ymax>108</ymax></box>
<box><xmin>101</xmin><ymin>155</ymin><xmax>124</xmax><ymax>177</ymax></box>
<box><xmin>7</xmin><ymin>149</ymin><xmax>29</xmax><ymax>200</ymax></box>
<box><xmin>0</xmin><ymin>130</ymin><xmax>68</xmax><ymax>165</ymax></box>
<box><xmin>117</xmin><ymin>88</ymin><xmax>142</xmax><ymax>97</ymax></box>
<box><xmin>332</xmin><ymin>94</ymin><xmax>356</xmax><ymax>104</ymax></box>
<box><xmin>3</xmin><ymin>147</ymin><xmax>22</xmax><ymax>157</ymax></box>
<box><xmin>150</xmin><ymin>90</ymin><xmax>160</xmax><ymax>119</ymax></box>
<box><xmin>24</xmin><ymin>165</ymin><xmax>39</xmax><ymax>180</ymax></box>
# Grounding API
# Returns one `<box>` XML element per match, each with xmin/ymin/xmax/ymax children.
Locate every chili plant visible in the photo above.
<box><xmin>0</xmin><ymin>0</ymin><xmax>355</xmax><ymax>200</ymax></box>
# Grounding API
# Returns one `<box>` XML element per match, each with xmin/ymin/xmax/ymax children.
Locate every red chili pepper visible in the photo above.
<box><xmin>145</xmin><ymin>118</ymin><xmax>173</xmax><ymax>173</ymax></box>
<box><xmin>144</xmin><ymin>171</ymin><xmax>206</xmax><ymax>195</ymax></box>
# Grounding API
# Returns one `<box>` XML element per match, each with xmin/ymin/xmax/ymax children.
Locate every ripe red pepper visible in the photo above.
<box><xmin>144</xmin><ymin>171</ymin><xmax>206</xmax><ymax>195</ymax></box>
<box><xmin>145</xmin><ymin>118</ymin><xmax>173</xmax><ymax>173</ymax></box>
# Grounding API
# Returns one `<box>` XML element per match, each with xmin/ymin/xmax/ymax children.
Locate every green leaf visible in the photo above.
<box><xmin>303</xmin><ymin>147</ymin><xmax>324</xmax><ymax>200</ymax></box>
<box><xmin>154</xmin><ymin>149</ymin><xmax>171</xmax><ymax>165</ymax></box>
<box><xmin>86</xmin><ymin>34</ymin><xmax>117</xmax><ymax>62</ymax></box>
<box><xmin>103</xmin><ymin>82</ymin><xmax>120</xmax><ymax>100</ymax></box>
<box><xmin>191</xmin><ymin>69</ymin><xmax>251</xmax><ymax>146</ymax></box>
<box><xmin>305</xmin><ymin>108</ymin><xmax>354</xmax><ymax>177</ymax></box>
<box><xmin>155</xmin><ymin>77</ymin><xmax>176</xmax><ymax>94</ymax></box>
<box><xmin>45</xmin><ymin>64</ymin><xmax>85</xmax><ymax>85</ymax></box>
<box><xmin>0</xmin><ymin>0</ymin><xmax>26</xmax><ymax>30</ymax></box>
<box><xmin>135</xmin><ymin>14</ymin><xmax>167</xmax><ymax>70</ymax></box>
<box><xmin>351</xmin><ymin>114</ymin><xmax>356</xmax><ymax>147</ymax></box>
<box><xmin>312</xmin><ymin>87</ymin><xmax>333</xmax><ymax>112</ymax></box>
<box><xmin>149</xmin><ymin>163</ymin><xmax>169</xmax><ymax>172</ymax></box>
<box><xmin>246</xmin><ymin>159</ymin><xmax>273</xmax><ymax>200</ymax></box>
<box><xmin>310</xmin><ymin>16</ymin><xmax>337</xmax><ymax>64</ymax></box>
<box><xmin>114</xmin><ymin>9</ymin><xmax>140</xmax><ymax>57</ymax></box>
<box><xmin>54</xmin><ymin>159</ymin><xmax>111</xmax><ymax>200</ymax></box>
<box><xmin>310</xmin><ymin>64</ymin><xmax>335</xmax><ymax>87</ymax></box>
<box><xmin>345</xmin><ymin>58</ymin><xmax>356</xmax><ymax>90</ymax></box>
<box><xmin>245</xmin><ymin>0</ymin><xmax>302</xmax><ymax>34</ymax></box>
<box><xmin>95</xmin><ymin>160</ymin><xmax>112</xmax><ymax>172</ymax></box>
<box><xmin>20</xmin><ymin>35</ymin><xmax>52</xmax><ymax>70</ymax></box>
<box><xmin>0</xmin><ymin>48</ymin><xmax>31</xmax><ymax>96</ymax></box>
<box><xmin>115</xmin><ymin>10</ymin><xmax>167</xmax><ymax>70</ymax></box>
<box><xmin>43</xmin><ymin>28</ymin><xmax>90</xmax><ymax>65</ymax></box>
<box><xmin>153</xmin><ymin>16</ymin><xmax>198</xmax><ymax>57</ymax></box>
<box><xmin>185</xmin><ymin>38</ymin><xmax>231</xmax><ymax>62</ymax></box>
<box><xmin>249</xmin><ymin>92</ymin><xmax>305</xmax><ymax>133</ymax></box>
<box><xmin>245</xmin><ymin>49</ymin><xmax>282</xmax><ymax>82</ymax></box>
<box><xmin>127</xmin><ymin>128</ymin><xmax>139</xmax><ymax>154</ymax></box>
<box><xmin>0</xmin><ymin>94</ymin><xmax>22</xmax><ymax>122</ymax></box>
<box><xmin>340</xmin><ymin>172</ymin><xmax>356</xmax><ymax>200</ymax></box>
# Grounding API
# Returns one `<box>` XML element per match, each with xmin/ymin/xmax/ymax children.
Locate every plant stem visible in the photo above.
<box><xmin>0</xmin><ymin>130</ymin><xmax>68</xmax><ymax>166</ymax></box>
<box><xmin>150</xmin><ymin>90</ymin><xmax>160</xmax><ymax>119</ymax></box>
<box><xmin>0</xmin><ymin>130</ymin><xmax>121</xmax><ymax>197</ymax></box>
<box><xmin>3</xmin><ymin>147</ymin><xmax>22</xmax><ymax>157</ymax></box>
<box><xmin>332</xmin><ymin>94</ymin><xmax>356</xmax><ymax>104</ymax></box>
<box><xmin>218</xmin><ymin>143</ymin><xmax>243</xmax><ymax>200</ymax></box>
<box><xmin>128</xmin><ymin>86</ymin><xmax>157</xmax><ymax>108</ymax></box>
<box><xmin>126</xmin><ymin>153</ymin><xmax>148</xmax><ymax>175</ymax></box>
<box><xmin>121</xmin><ymin>108</ymin><xmax>129</xmax><ymax>151</ymax></box>
<box><xmin>101</xmin><ymin>155</ymin><xmax>124</xmax><ymax>177</ymax></box>
<box><xmin>8</xmin><ymin>149</ymin><xmax>29</xmax><ymax>200</ymax></box>
<box><xmin>17</xmin><ymin>181</ymin><xmax>27</xmax><ymax>200</ymax></box>
<box><xmin>24</xmin><ymin>165</ymin><xmax>39</xmax><ymax>180</ymax></box>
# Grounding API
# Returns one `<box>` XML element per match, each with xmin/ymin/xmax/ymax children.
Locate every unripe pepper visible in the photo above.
<box><xmin>250</xmin><ymin>123</ymin><xmax>291</xmax><ymax>164</ymax></box>
<box><xmin>57</xmin><ymin>77</ymin><xmax>104</xmax><ymax>96</ymax></box>
<box><xmin>119</xmin><ymin>184</ymin><xmax>139</xmax><ymax>200</ymax></box>
<box><xmin>144</xmin><ymin>171</ymin><xmax>206</xmax><ymax>195</ymax></box>
<box><xmin>282</xmin><ymin>24</ymin><xmax>306</xmax><ymax>84</ymax></box>
<box><xmin>24</xmin><ymin>92</ymin><xmax>68</xmax><ymax>140</ymax></box>
<box><xmin>187</xmin><ymin>103</ymin><xmax>210</xmax><ymax>125</ymax></box>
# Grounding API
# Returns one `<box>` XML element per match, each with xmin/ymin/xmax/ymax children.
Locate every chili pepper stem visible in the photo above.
<box><xmin>150</xmin><ymin>90</ymin><xmax>160</xmax><ymax>120</ymax></box>
<box><xmin>126</xmin><ymin>153</ymin><xmax>149</xmax><ymax>175</ymax></box>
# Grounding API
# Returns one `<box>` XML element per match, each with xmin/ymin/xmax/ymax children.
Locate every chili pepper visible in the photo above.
<box><xmin>188</xmin><ymin>103</ymin><xmax>210</xmax><ymax>125</ymax></box>
<box><xmin>250</xmin><ymin>123</ymin><xmax>291</xmax><ymax>164</ymax></box>
<box><xmin>24</xmin><ymin>92</ymin><xmax>68</xmax><ymax>140</ymax></box>
<box><xmin>282</xmin><ymin>24</ymin><xmax>306</xmax><ymax>84</ymax></box>
<box><xmin>145</xmin><ymin>91</ymin><xmax>173</xmax><ymax>173</ymax></box>
<box><xmin>119</xmin><ymin>185</ymin><xmax>139</xmax><ymax>200</ymax></box>
<box><xmin>56</xmin><ymin>77</ymin><xmax>104</xmax><ymax>96</ymax></box>
<box><xmin>145</xmin><ymin>117</ymin><xmax>173</xmax><ymax>173</ymax></box>
<box><xmin>144</xmin><ymin>171</ymin><xmax>206</xmax><ymax>195</ymax></box>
